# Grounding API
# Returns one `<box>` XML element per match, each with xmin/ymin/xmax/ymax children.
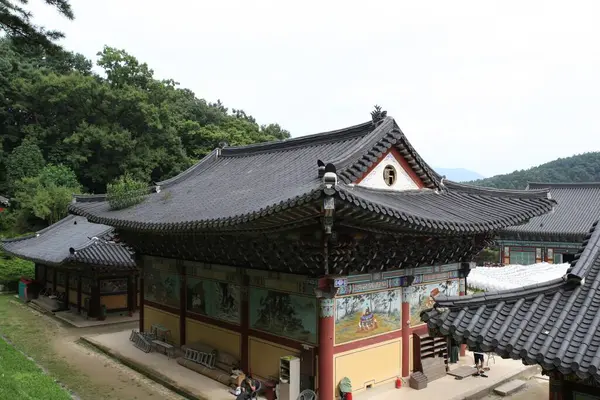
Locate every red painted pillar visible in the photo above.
<box><xmin>318</xmin><ymin>298</ymin><xmax>335</xmax><ymax>400</ymax></box>
<box><xmin>459</xmin><ymin>278</ymin><xmax>466</xmax><ymax>357</ymax></box>
<box><xmin>401</xmin><ymin>287</ymin><xmax>412</xmax><ymax>377</ymax></box>
<box><xmin>240</xmin><ymin>275</ymin><xmax>249</xmax><ymax>373</ymax></box>
<box><xmin>139</xmin><ymin>275</ymin><xmax>145</xmax><ymax>332</ymax></box>
<box><xmin>179</xmin><ymin>262</ymin><xmax>187</xmax><ymax>345</ymax></box>
<box><xmin>549</xmin><ymin>372</ymin><xmax>564</xmax><ymax>400</ymax></box>
<box><xmin>77</xmin><ymin>275</ymin><xmax>82</xmax><ymax>314</ymax></box>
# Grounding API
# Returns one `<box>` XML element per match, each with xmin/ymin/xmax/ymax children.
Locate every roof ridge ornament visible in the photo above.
<box><xmin>440</xmin><ymin>175</ymin><xmax>447</xmax><ymax>188</ymax></box>
<box><xmin>370</xmin><ymin>105</ymin><xmax>387</xmax><ymax>126</ymax></box>
<box><xmin>317</xmin><ymin>160</ymin><xmax>326</xmax><ymax>178</ymax></box>
<box><xmin>322</xmin><ymin>163</ymin><xmax>337</xmax><ymax>192</ymax></box>
<box><xmin>215</xmin><ymin>141</ymin><xmax>229</xmax><ymax>159</ymax></box>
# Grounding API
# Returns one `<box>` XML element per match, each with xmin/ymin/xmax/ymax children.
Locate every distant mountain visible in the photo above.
<box><xmin>469</xmin><ymin>152</ymin><xmax>600</xmax><ymax>189</ymax></box>
<box><xmin>435</xmin><ymin>168</ymin><xmax>485</xmax><ymax>182</ymax></box>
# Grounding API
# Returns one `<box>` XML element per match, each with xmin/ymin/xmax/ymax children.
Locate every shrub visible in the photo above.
<box><xmin>0</xmin><ymin>251</ymin><xmax>34</xmax><ymax>291</ymax></box>
<box><xmin>106</xmin><ymin>174</ymin><xmax>148</xmax><ymax>210</ymax></box>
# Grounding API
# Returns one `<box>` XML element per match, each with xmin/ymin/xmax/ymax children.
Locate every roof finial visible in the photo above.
<box><xmin>371</xmin><ymin>105</ymin><xmax>387</xmax><ymax>126</ymax></box>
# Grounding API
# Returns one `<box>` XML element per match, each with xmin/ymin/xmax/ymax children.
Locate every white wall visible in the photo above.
<box><xmin>357</xmin><ymin>152</ymin><xmax>420</xmax><ymax>191</ymax></box>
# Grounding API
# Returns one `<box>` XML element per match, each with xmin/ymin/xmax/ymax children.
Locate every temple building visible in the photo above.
<box><xmin>497</xmin><ymin>182</ymin><xmax>600</xmax><ymax>265</ymax></box>
<box><xmin>423</xmin><ymin>220</ymin><xmax>600</xmax><ymax>400</ymax></box>
<box><xmin>1</xmin><ymin>215</ymin><xmax>138</xmax><ymax>318</ymax></box>
<box><xmin>68</xmin><ymin>113</ymin><xmax>554</xmax><ymax>399</ymax></box>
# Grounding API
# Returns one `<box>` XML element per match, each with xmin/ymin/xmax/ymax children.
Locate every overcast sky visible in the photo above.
<box><xmin>28</xmin><ymin>0</ymin><xmax>600</xmax><ymax>177</ymax></box>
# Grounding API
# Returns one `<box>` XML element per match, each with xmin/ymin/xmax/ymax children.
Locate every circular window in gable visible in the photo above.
<box><xmin>383</xmin><ymin>165</ymin><xmax>397</xmax><ymax>186</ymax></box>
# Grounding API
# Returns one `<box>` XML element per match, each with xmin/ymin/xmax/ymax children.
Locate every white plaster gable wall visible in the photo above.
<box><xmin>357</xmin><ymin>152</ymin><xmax>420</xmax><ymax>191</ymax></box>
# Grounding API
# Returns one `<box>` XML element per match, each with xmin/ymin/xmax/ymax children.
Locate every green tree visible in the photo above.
<box><xmin>6</xmin><ymin>140</ymin><xmax>45</xmax><ymax>191</ymax></box>
<box><xmin>106</xmin><ymin>174</ymin><xmax>147</xmax><ymax>210</ymax></box>
<box><xmin>0</xmin><ymin>38</ymin><xmax>290</xmax><ymax>233</ymax></box>
<box><xmin>0</xmin><ymin>251</ymin><xmax>34</xmax><ymax>290</ymax></box>
<box><xmin>37</xmin><ymin>164</ymin><xmax>80</xmax><ymax>188</ymax></box>
<box><xmin>13</xmin><ymin>164</ymin><xmax>81</xmax><ymax>225</ymax></box>
<box><xmin>0</xmin><ymin>0</ymin><xmax>74</xmax><ymax>51</ymax></box>
<box><xmin>471</xmin><ymin>152</ymin><xmax>600</xmax><ymax>189</ymax></box>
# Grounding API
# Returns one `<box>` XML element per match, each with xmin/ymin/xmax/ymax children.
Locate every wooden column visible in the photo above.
<box><xmin>91</xmin><ymin>278</ymin><xmax>101</xmax><ymax>318</ymax></box>
<box><xmin>64</xmin><ymin>271</ymin><xmax>70</xmax><ymax>310</ymax></box>
<box><xmin>77</xmin><ymin>275</ymin><xmax>82</xmax><ymax>314</ymax></box>
<box><xmin>318</xmin><ymin>297</ymin><xmax>335</xmax><ymax>400</ymax></box>
<box><xmin>139</xmin><ymin>275</ymin><xmax>145</xmax><ymax>332</ymax></box>
<box><xmin>401</xmin><ymin>287</ymin><xmax>412</xmax><ymax>377</ymax></box>
<box><xmin>240</xmin><ymin>274</ymin><xmax>249</xmax><ymax>372</ymax></box>
<box><xmin>178</xmin><ymin>261</ymin><xmax>186</xmax><ymax>345</ymax></box>
<box><xmin>459</xmin><ymin>278</ymin><xmax>467</xmax><ymax>357</ymax></box>
<box><xmin>134</xmin><ymin>275</ymin><xmax>138</xmax><ymax>310</ymax></box>
<box><xmin>52</xmin><ymin>269</ymin><xmax>57</xmax><ymax>292</ymax></box>
<box><xmin>127</xmin><ymin>275</ymin><xmax>134</xmax><ymax>316</ymax></box>
<box><xmin>549</xmin><ymin>372</ymin><xmax>564</xmax><ymax>400</ymax></box>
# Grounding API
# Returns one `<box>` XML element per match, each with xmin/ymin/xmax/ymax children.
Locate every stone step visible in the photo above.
<box><xmin>28</xmin><ymin>301</ymin><xmax>49</xmax><ymax>314</ymax></box>
<box><xmin>533</xmin><ymin>374</ymin><xmax>549</xmax><ymax>381</ymax></box>
<box><xmin>493</xmin><ymin>380</ymin><xmax>527</xmax><ymax>396</ymax></box>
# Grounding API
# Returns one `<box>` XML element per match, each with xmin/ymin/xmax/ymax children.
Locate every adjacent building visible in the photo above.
<box><xmin>68</xmin><ymin>114</ymin><xmax>554</xmax><ymax>399</ymax></box>
<box><xmin>497</xmin><ymin>182</ymin><xmax>600</xmax><ymax>265</ymax></box>
<box><xmin>423</xmin><ymin>220</ymin><xmax>600</xmax><ymax>399</ymax></box>
<box><xmin>1</xmin><ymin>215</ymin><xmax>138</xmax><ymax>318</ymax></box>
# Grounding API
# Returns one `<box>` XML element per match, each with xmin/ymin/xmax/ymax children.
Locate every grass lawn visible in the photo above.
<box><xmin>0</xmin><ymin>294</ymin><xmax>106</xmax><ymax>398</ymax></box>
<box><xmin>0</xmin><ymin>336</ymin><xmax>71</xmax><ymax>400</ymax></box>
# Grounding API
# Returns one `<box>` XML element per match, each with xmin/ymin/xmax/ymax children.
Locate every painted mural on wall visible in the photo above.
<box><xmin>144</xmin><ymin>258</ymin><xmax>180</xmax><ymax>308</ymax></box>
<box><xmin>334</xmin><ymin>289</ymin><xmax>401</xmax><ymax>345</ymax></box>
<box><xmin>100</xmin><ymin>278</ymin><xmax>127</xmax><ymax>294</ymax></box>
<box><xmin>186</xmin><ymin>278</ymin><xmax>241</xmax><ymax>324</ymax></box>
<box><xmin>249</xmin><ymin>288</ymin><xmax>317</xmax><ymax>344</ymax></box>
<box><xmin>409</xmin><ymin>280</ymin><xmax>459</xmax><ymax>326</ymax></box>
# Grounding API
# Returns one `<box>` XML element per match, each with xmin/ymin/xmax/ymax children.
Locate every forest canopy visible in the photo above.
<box><xmin>470</xmin><ymin>152</ymin><xmax>600</xmax><ymax>189</ymax></box>
<box><xmin>0</xmin><ymin>37</ymin><xmax>290</xmax><ymax>233</ymax></box>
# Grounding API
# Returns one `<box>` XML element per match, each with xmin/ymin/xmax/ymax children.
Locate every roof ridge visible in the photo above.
<box><xmin>1</xmin><ymin>233</ymin><xmax>37</xmax><ymax>244</ymax></box>
<box><xmin>3</xmin><ymin>215</ymin><xmax>83</xmax><ymax>243</ymax></box>
<box><xmin>432</xmin><ymin>277</ymin><xmax>566</xmax><ymax>308</ymax></box>
<box><xmin>158</xmin><ymin>149</ymin><xmax>218</xmax><ymax>188</ymax></box>
<box><xmin>566</xmin><ymin>220</ymin><xmax>600</xmax><ymax>282</ymax></box>
<box><xmin>69</xmin><ymin>226</ymin><xmax>115</xmax><ymax>253</ymax></box>
<box><xmin>327</xmin><ymin>117</ymin><xmax>395</xmax><ymax>167</ymax></box>
<box><xmin>220</xmin><ymin>120</ymin><xmax>374</xmax><ymax>156</ymax></box>
<box><xmin>445</xmin><ymin>180</ymin><xmax>553</xmax><ymax>199</ymax></box>
<box><xmin>528</xmin><ymin>181</ymin><xmax>600</xmax><ymax>189</ymax></box>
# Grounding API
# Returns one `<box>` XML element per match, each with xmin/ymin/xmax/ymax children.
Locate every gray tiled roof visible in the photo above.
<box><xmin>502</xmin><ymin>182</ymin><xmax>600</xmax><ymax>240</ymax></box>
<box><xmin>69</xmin><ymin>117</ymin><xmax>555</xmax><ymax>234</ymax></box>
<box><xmin>1</xmin><ymin>215</ymin><xmax>135</xmax><ymax>268</ymax></box>
<box><xmin>69</xmin><ymin>238</ymin><xmax>136</xmax><ymax>269</ymax></box>
<box><xmin>422</xmin><ymin>220</ymin><xmax>600</xmax><ymax>380</ymax></box>
<box><xmin>0</xmin><ymin>195</ymin><xmax>9</xmax><ymax>206</ymax></box>
<box><xmin>336</xmin><ymin>184</ymin><xmax>555</xmax><ymax>234</ymax></box>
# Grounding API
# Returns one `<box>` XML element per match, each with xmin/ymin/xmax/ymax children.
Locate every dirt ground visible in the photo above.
<box><xmin>0</xmin><ymin>297</ymin><xmax>183</xmax><ymax>400</ymax></box>
<box><xmin>55</xmin><ymin>326</ymin><xmax>184</xmax><ymax>399</ymax></box>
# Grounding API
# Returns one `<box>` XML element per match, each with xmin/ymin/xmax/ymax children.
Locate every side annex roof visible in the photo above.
<box><xmin>501</xmin><ymin>182</ymin><xmax>600</xmax><ymax>241</ymax></box>
<box><xmin>422</xmin><ymin>220</ymin><xmax>600</xmax><ymax>381</ymax></box>
<box><xmin>1</xmin><ymin>215</ymin><xmax>135</xmax><ymax>269</ymax></box>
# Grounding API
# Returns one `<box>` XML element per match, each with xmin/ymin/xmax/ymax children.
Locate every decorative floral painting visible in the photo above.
<box><xmin>144</xmin><ymin>258</ymin><xmax>180</xmax><ymax>308</ymax></box>
<box><xmin>249</xmin><ymin>288</ymin><xmax>317</xmax><ymax>344</ymax></box>
<box><xmin>334</xmin><ymin>289</ymin><xmax>402</xmax><ymax>345</ymax></box>
<box><xmin>186</xmin><ymin>278</ymin><xmax>241</xmax><ymax>324</ymax></box>
<box><xmin>409</xmin><ymin>280</ymin><xmax>459</xmax><ymax>326</ymax></box>
<box><xmin>100</xmin><ymin>278</ymin><xmax>127</xmax><ymax>294</ymax></box>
